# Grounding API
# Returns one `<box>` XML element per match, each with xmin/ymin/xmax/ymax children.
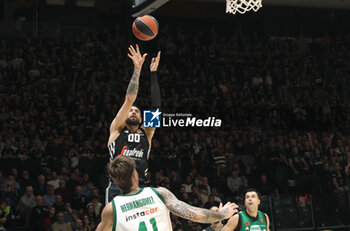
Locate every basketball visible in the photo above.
<box><xmin>132</xmin><ymin>15</ymin><xmax>159</xmax><ymax>41</ymax></box>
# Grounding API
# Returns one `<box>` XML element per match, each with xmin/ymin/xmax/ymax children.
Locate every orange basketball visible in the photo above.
<box><xmin>132</xmin><ymin>15</ymin><xmax>159</xmax><ymax>41</ymax></box>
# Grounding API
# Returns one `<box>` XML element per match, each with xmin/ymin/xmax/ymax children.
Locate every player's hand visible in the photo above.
<box><xmin>128</xmin><ymin>44</ymin><xmax>147</xmax><ymax>70</ymax></box>
<box><xmin>150</xmin><ymin>51</ymin><xmax>161</xmax><ymax>72</ymax></box>
<box><xmin>218</xmin><ymin>202</ymin><xmax>239</xmax><ymax>219</ymax></box>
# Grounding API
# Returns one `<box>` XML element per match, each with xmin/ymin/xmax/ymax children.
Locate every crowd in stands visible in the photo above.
<box><xmin>0</xmin><ymin>19</ymin><xmax>350</xmax><ymax>230</ymax></box>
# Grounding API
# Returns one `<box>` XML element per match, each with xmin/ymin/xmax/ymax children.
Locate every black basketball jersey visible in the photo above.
<box><xmin>107</xmin><ymin>127</ymin><xmax>150</xmax><ymax>183</ymax></box>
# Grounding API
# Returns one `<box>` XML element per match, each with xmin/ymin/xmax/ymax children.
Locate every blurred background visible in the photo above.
<box><xmin>0</xmin><ymin>0</ymin><xmax>350</xmax><ymax>230</ymax></box>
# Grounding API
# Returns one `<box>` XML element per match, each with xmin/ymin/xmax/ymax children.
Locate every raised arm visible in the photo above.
<box><xmin>108</xmin><ymin>45</ymin><xmax>147</xmax><ymax>146</ymax></box>
<box><xmin>307</xmin><ymin>132</ymin><xmax>315</xmax><ymax>150</ymax></box>
<box><xmin>325</xmin><ymin>133</ymin><xmax>334</xmax><ymax>151</ymax></box>
<box><xmin>156</xmin><ymin>187</ymin><xmax>238</xmax><ymax>223</ymax></box>
<box><xmin>332</xmin><ymin>176</ymin><xmax>344</xmax><ymax>192</ymax></box>
<box><xmin>301</xmin><ymin>157</ymin><xmax>309</xmax><ymax>171</ymax></box>
<box><xmin>143</xmin><ymin>51</ymin><xmax>161</xmax><ymax>145</ymax></box>
<box><xmin>288</xmin><ymin>158</ymin><xmax>299</xmax><ymax>175</ymax></box>
<box><xmin>345</xmin><ymin>162</ymin><xmax>350</xmax><ymax>176</ymax></box>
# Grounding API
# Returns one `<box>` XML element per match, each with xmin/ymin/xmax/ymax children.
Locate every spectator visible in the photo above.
<box><xmin>82</xmin><ymin>214</ymin><xmax>95</xmax><ymax>231</ymax></box>
<box><xmin>47</xmin><ymin>171</ymin><xmax>60</xmax><ymax>190</ymax></box>
<box><xmin>43</xmin><ymin>185</ymin><xmax>56</xmax><ymax>208</ymax></box>
<box><xmin>170</xmin><ymin>214</ymin><xmax>183</xmax><ymax>231</ymax></box>
<box><xmin>0</xmin><ymin>200</ymin><xmax>11</xmax><ymax>230</ymax></box>
<box><xmin>0</xmin><ymin>171</ymin><xmax>7</xmax><ymax>200</ymax></box>
<box><xmin>58</xmin><ymin>167</ymin><xmax>69</xmax><ymax>182</ymax></box>
<box><xmin>189</xmin><ymin>133</ymin><xmax>203</xmax><ymax>157</ymax></box>
<box><xmin>71</xmin><ymin>185</ymin><xmax>87</xmax><ymax>214</ymax></box>
<box><xmin>78</xmin><ymin>140</ymin><xmax>94</xmax><ymax>174</ymax></box>
<box><xmin>63</xmin><ymin>203</ymin><xmax>76</xmax><ymax>224</ymax></box>
<box><xmin>16</xmin><ymin>141</ymin><xmax>30</xmax><ymax>161</ymax></box>
<box><xmin>68</xmin><ymin>172</ymin><xmax>81</xmax><ymax>191</ymax></box>
<box><xmin>169</xmin><ymin>170</ymin><xmax>181</xmax><ymax>192</ymax></box>
<box><xmin>16</xmin><ymin>186</ymin><xmax>36</xmax><ymax>226</ymax></box>
<box><xmin>72</xmin><ymin>218</ymin><xmax>84</xmax><ymax>231</ymax></box>
<box><xmin>10</xmin><ymin>169</ymin><xmax>19</xmax><ymax>184</ymax></box>
<box><xmin>85</xmin><ymin>204</ymin><xmax>99</xmax><ymax>226</ymax></box>
<box><xmin>203</xmin><ymin>195</ymin><xmax>219</xmax><ymax>209</ymax></box>
<box><xmin>287</xmin><ymin>147</ymin><xmax>308</xmax><ymax>190</ymax></box>
<box><xmin>256</xmin><ymin>174</ymin><xmax>280</xmax><ymax>198</ymax></box>
<box><xmin>50</xmin><ymin>212</ymin><xmax>72</xmax><ymax>231</ymax></box>
<box><xmin>43</xmin><ymin>207</ymin><xmax>56</xmax><ymax>231</ymax></box>
<box><xmin>30</xmin><ymin>195</ymin><xmax>49</xmax><ymax>231</ymax></box>
<box><xmin>1</xmin><ymin>18</ymin><xmax>350</xmax><ymax>230</ymax></box>
<box><xmin>181</xmin><ymin>176</ymin><xmax>193</xmax><ymax>193</ymax></box>
<box><xmin>200</xmin><ymin>177</ymin><xmax>211</xmax><ymax>196</ymax></box>
<box><xmin>86</xmin><ymin>196</ymin><xmax>102</xmax><ymax>221</ymax></box>
<box><xmin>67</xmin><ymin>146</ymin><xmax>80</xmax><ymax>169</ymax></box>
<box><xmin>18</xmin><ymin>170</ymin><xmax>33</xmax><ymax>194</ymax></box>
<box><xmin>332</xmin><ymin>162</ymin><xmax>349</xmax><ymax>210</ymax></box>
<box><xmin>81</xmin><ymin>181</ymin><xmax>94</xmax><ymax>200</ymax></box>
<box><xmin>198</xmin><ymin>177</ymin><xmax>211</xmax><ymax>205</ymax></box>
<box><xmin>34</xmin><ymin>175</ymin><xmax>47</xmax><ymax>196</ymax></box>
<box><xmin>90</xmin><ymin>188</ymin><xmax>103</xmax><ymax>205</ymax></box>
<box><xmin>3</xmin><ymin>181</ymin><xmax>20</xmax><ymax>208</ymax></box>
<box><xmin>1</xmin><ymin>139</ymin><xmax>15</xmax><ymax>159</ymax></box>
<box><xmin>188</xmin><ymin>185</ymin><xmax>202</xmax><ymax>206</ymax></box>
<box><xmin>226</xmin><ymin>169</ymin><xmax>242</xmax><ymax>197</ymax></box>
<box><xmin>55</xmin><ymin>179</ymin><xmax>72</xmax><ymax>203</ymax></box>
<box><xmin>6</xmin><ymin>176</ymin><xmax>19</xmax><ymax>192</ymax></box>
<box><xmin>238</xmin><ymin>176</ymin><xmax>251</xmax><ymax>196</ymax></box>
<box><xmin>53</xmin><ymin>195</ymin><xmax>65</xmax><ymax>213</ymax></box>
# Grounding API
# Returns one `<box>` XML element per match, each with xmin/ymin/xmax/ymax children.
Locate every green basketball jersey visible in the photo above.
<box><xmin>236</xmin><ymin>210</ymin><xmax>268</xmax><ymax>231</ymax></box>
<box><xmin>111</xmin><ymin>187</ymin><xmax>172</xmax><ymax>231</ymax></box>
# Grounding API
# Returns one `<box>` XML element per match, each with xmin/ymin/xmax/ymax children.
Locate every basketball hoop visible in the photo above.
<box><xmin>226</xmin><ymin>0</ymin><xmax>262</xmax><ymax>14</ymax></box>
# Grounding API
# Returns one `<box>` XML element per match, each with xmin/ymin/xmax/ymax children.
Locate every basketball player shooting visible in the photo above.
<box><xmin>105</xmin><ymin>44</ymin><xmax>161</xmax><ymax>204</ymax></box>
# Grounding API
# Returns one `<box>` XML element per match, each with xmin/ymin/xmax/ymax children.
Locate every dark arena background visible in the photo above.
<box><xmin>1</xmin><ymin>0</ymin><xmax>350</xmax><ymax>230</ymax></box>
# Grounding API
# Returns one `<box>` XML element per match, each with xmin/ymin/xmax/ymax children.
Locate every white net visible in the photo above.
<box><xmin>226</xmin><ymin>0</ymin><xmax>262</xmax><ymax>14</ymax></box>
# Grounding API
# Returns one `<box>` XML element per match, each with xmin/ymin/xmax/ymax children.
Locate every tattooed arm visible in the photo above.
<box><xmin>210</xmin><ymin>214</ymin><xmax>239</xmax><ymax>231</ymax></box>
<box><xmin>156</xmin><ymin>187</ymin><xmax>238</xmax><ymax>223</ymax></box>
<box><xmin>108</xmin><ymin>45</ymin><xmax>147</xmax><ymax>146</ymax></box>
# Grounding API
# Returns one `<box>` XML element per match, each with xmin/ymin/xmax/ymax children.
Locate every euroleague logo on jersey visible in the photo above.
<box><xmin>125</xmin><ymin>207</ymin><xmax>159</xmax><ymax>222</ymax></box>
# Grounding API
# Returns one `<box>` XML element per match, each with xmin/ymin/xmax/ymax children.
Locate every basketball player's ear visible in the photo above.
<box><xmin>132</xmin><ymin>169</ymin><xmax>138</xmax><ymax>182</ymax></box>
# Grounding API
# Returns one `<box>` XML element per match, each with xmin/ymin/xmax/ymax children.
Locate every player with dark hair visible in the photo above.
<box><xmin>211</xmin><ymin>189</ymin><xmax>270</xmax><ymax>231</ymax></box>
<box><xmin>96</xmin><ymin>156</ymin><xmax>239</xmax><ymax>231</ymax></box>
<box><xmin>105</xmin><ymin>44</ymin><xmax>161</xmax><ymax>204</ymax></box>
